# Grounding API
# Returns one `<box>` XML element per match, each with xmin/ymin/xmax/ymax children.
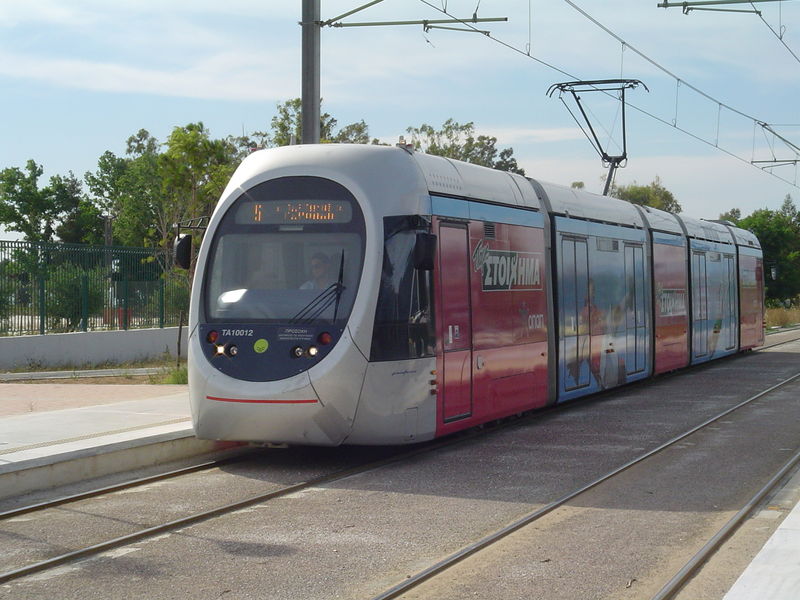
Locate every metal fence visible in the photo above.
<box><xmin>0</xmin><ymin>240</ymin><xmax>190</xmax><ymax>336</ymax></box>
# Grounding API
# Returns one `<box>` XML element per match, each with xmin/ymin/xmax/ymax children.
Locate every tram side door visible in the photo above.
<box><xmin>692</xmin><ymin>251</ymin><xmax>708</xmax><ymax>358</ymax></box>
<box><xmin>624</xmin><ymin>244</ymin><xmax>647</xmax><ymax>375</ymax></box>
<box><xmin>438</xmin><ymin>223</ymin><xmax>473</xmax><ymax>421</ymax></box>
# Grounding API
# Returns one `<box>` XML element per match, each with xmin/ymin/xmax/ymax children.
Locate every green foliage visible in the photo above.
<box><xmin>45</xmin><ymin>264</ymin><xmax>106</xmax><ymax>331</ymax></box>
<box><xmin>160</xmin><ymin>122</ymin><xmax>239</xmax><ymax>246</ymax></box>
<box><xmin>718</xmin><ymin>208</ymin><xmax>741</xmax><ymax>224</ymax></box>
<box><xmin>610</xmin><ymin>176</ymin><xmax>682</xmax><ymax>213</ymax></box>
<box><xmin>155</xmin><ymin>364</ymin><xmax>188</xmax><ymax>384</ymax></box>
<box><xmin>56</xmin><ymin>198</ymin><xmax>105</xmax><ymax>245</ymax></box>
<box><xmin>738</xmin><ymin>195</ymin><xmax>800</xmax><ymax>302</ymax></box>
<box><xmin>406</xmin><ymin>119</ymin><xmax>525</xmax><ymax>175</ymax></box>
<box><xmin>116</xmin><ymin>138</ymin><xmax>162</xmax><ymax>247</ymax></box>
<box><xmin>0</xmin><ymin>160</ymin><xmax>84</xmax><ymax>243</ymax></box>
<box><xmin>267</xmin><ymin>98</ymin><xmax>380</xmax><ymax>146</ymax></box>
<box><xmin>85</xmin><ymin>150</ymin><xmax>128</xmax><ymax>216</ymax></box>
<box><xmin>151</xmin><ymin>268</ymin><xmax>190</xmax><ymax>325</ymax></box>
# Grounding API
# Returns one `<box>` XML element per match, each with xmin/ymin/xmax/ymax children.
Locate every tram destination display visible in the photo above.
<box><xmin>236</xmin><ymin>200</ymin><xmax>353</xmax><ymax>225</ymax></box>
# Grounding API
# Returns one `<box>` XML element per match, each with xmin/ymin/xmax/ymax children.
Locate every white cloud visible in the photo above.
<box><xmin>478</xmin><ymin>126</ymin><xmax>585</xmax><ymax>145</ymax></box>
<box><xmin>0</xmin><ymin>51</ymin><xmax>297</xmax><ymax>101</ymax></box>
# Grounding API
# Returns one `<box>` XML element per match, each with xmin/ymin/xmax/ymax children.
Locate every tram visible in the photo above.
<box><xmin>178</xmin><ymin>143</ymin><xmax>764</xmax><ymax>445</ymax></box>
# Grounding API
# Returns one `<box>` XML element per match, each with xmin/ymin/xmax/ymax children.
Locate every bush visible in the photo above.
<box><xmin>45</xmin><ymin>264</ymin><xmax>106</xmax><ymax>331</ymax></box>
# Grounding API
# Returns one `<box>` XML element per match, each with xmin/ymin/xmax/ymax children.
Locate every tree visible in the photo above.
<box><xmin>738</xmin><ymin>196</ymin><xmax>800</xmax><ymax>302</ymax></box>
<box><xmin>270</xmin><ymin>98</ymin><xmax>336</xmax><ymax>146</ymax></box>
<box><xmin>56</xmin><ymin>198</ymin><xmax>104</xmax><ymax>245</ymax></box>
<box><xmin>718</xmin><ymin>208</ymin><xmax>741</xmax><ymax>224</ymax></box>
<box><xmin>405</xmin><ymin>119</ymin><xmax>525</xmax><ymax>175</ymax></box>
<box><xmin>159</xmin><ymin>122</ymin><xmax>239</xmax><ymax>246</ymax></box>
<box><xmin>0</xmin><ymin>160</ymin><xmax>82</xmax><ymax>243</ymax></box>
<box><xmin>331</xmin><ymin>120</ymin><xmax>374</xmax><ymax>144</ymax></box>
<box><xmin>113</xmin><ymin>131</ymin><xmax>163</xmax><ymax>247</ymax></box>
<box><xmin>267</xmin><ymin>98</ymin><xmax>380</xmax><ymax>146</ymax></box>
<box><xmin>610</xmin><ymin>176</ymin><xmax>681</xmax><ymax>213</ymax></box>
<box><xmin>85</xmin><ymin>150</ymin><xmax>128</xmax><ymax>218</ymax></box>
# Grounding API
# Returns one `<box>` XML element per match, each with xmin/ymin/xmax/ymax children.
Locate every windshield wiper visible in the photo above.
<box><xmin>332</xmin><ymin>251</ymin><xmax>345</xmax><ymax>322</ymax></box>
<box><xmin>289</xmin><ymin>252</ymin><xmax>346</xmax><ymax>325</ymax></box>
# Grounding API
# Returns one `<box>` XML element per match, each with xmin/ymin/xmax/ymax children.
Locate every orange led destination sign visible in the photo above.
<box><xmin>236</xmin><ymin>200</ymin><xmax>352</xmax><ymax>225</ymax></box>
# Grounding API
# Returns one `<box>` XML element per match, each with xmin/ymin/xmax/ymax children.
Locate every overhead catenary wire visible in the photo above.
<box><xmin>751</xmin><ymin>1</ymin><xmax>800</xmax><ymax>64</ymax></box>
<box><xmin>416</xmin><ymin>0</ymin><xmax>800</xmax><ymax>188</ymax></box>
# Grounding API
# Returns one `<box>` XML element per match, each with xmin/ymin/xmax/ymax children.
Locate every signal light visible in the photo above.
<box><xmin>207</xmin><ymin>330</ymin><xmax>219</xmax><ymax>344</ymax></box>
<box><xmin>291</xmin><ymin>346</ymin><xmax>304</xmax><ymax>358</ymax></box>
<box><xmin>228</xmin><ymin>345</ymin><xmax>239</xmax><ymax>357</ymax></box>
<box><xmin>318</xmin><ymin>332</ymin><xmax>333</xmax><ymax>345</ymax></box>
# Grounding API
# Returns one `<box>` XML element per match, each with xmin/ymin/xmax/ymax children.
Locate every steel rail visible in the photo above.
<box><xmin>371</xmin><ymin>370</ymin><xmax>800</xmax><ymax>600</ymax></box>
<box><xmin>651</xmin><ymin>446</ymin><xmax>800</xmax><ymax>600</ymax></box>
<box><xmin>0</xmin><ymin>454</ymin><xmax>404</xmax><ymax>584</ymax></box>
<box><xmin>0</xmin><ymin>453</ymin><xmax>248</xmax><ymax>521</ymax></box>
<box><xmin>0</xmin><ymin>422</ymin><xmax>512</xmax><ymax>585</ymax></box>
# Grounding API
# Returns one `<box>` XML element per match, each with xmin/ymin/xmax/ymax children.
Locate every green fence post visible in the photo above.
<box><xmin>122</xmin><ymin>278</ymin><xmax>129</xmax><ymax>330</ymax></box>
<box><xmin>38</xmin><ymin>275</ymin><xmax>45</xmax><ymax>335</ymax></box>
<box><xmin>159</xmin><ymin>278</ymin><xmax>165</xmax><ymax>328</ymax></box>
<box><xmin>81</xmin><ymin>273</ymin><xmax>89</xmax><ymax>332</ymax></box>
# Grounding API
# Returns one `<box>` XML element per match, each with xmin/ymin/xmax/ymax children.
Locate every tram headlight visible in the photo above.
<box><xmin>291</xmin><ymin>346</ymin><xmax>304</xmax><ymax>358</ymax></box>
<box><xmin>228</xmin><ymin>345</ymin><xmax>239</xmax><ymax>357</ymax></box>
<box><xmin>307</xmin><ymin>346</ymin><xmax>319</xmax><ymax>357</ymax></box>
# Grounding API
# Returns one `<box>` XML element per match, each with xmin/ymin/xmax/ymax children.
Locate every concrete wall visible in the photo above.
<box><xmin>0</xmin><ymin>327</ymin><xmax>185</xmax><ymax>370</ymax></box>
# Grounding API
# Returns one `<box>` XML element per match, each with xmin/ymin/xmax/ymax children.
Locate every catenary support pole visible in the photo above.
<box><xmin>302</xmin><ymin>0</ymin><xmax>321</xmax><ymax>144</ymax></box>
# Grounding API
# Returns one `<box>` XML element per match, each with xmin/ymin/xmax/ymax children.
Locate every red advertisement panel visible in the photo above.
<box><xmin>739</xmin><ymin>254</ymin><xmax>765</xmax><ymax>350</ymax></box>
<box><xmin>653</xmin><ymin>241</ymin><xmax>689</xmax><ymax>374</ymax></box>
<box><xmin>434</xmin><ymin>218</ymin><xmax>549</xmax><ymax>436</ymax></box>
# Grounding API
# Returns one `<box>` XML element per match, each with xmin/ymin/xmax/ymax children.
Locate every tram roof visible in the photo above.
<box><xmin>535</xmin><ymin>181</ymin><xmax>646</xmax><ymax>229</ymax></box>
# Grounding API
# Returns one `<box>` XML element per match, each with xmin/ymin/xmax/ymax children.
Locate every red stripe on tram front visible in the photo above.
<box><xmin>207</xmin><ymin>396</ymin><xmax>318</xmax><ymax>404</ymax></box>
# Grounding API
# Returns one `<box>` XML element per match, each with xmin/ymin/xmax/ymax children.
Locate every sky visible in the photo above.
<box><xmin>1</xmin><ymin>0</ymin><xmax>799</xmax><ymax>240</ymax></box>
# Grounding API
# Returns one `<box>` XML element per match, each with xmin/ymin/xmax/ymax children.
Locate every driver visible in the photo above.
<box><xmin>300</xmin><ymin>253</ymin><xmax>333</xmax><ymax>290</ymax></box>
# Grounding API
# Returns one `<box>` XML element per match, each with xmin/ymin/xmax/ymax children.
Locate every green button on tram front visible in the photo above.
<box><xmin>253</xmin><ymin>338</ymin><xmax>269</xmax><ymax>353</ymax></box>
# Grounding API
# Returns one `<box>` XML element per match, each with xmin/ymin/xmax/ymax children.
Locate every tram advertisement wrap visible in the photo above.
<box><xmin>471</xmin><ymin>240</ymin><xmax>543</xmax><ymax>292</ymax></box>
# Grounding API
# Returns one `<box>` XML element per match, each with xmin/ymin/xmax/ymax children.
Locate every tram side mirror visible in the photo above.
<box><xmin>413</xmin><ymin>233</ymin><xmax>436</xmax><ymax>271</ymax></box>
<box><xmin>174</xmin><ymin>234</ymin><xmax>192</xmax><ymax>270</ymax></box>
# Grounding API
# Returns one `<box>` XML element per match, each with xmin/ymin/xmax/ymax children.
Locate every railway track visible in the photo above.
<box><xmin>0</xmin><ymin>421</ymin><xmax>521</xmax><ymax>585</ymax></box>
<box><xmin>1</xmin><ymin>332</ymin><xmax>799</xmax><ymax>596</ymax></box>
<box><xmin>370</xmin><ymin>367</ymin><xmax>800</xmax><ymax>599</ymax></box>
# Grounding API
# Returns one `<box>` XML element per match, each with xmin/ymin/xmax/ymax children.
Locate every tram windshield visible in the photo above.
<box><xmin>204</xmin><ymin>177</ymin><xmax>365</xmax><ymax>325</ymax></box>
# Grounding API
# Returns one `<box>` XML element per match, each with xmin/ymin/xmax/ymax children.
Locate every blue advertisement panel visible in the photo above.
<box><xmin>556</xmin><ymin>218</ymin><xmax>651</xmax><ymax>403</ymax></box>
<box><xmin>689</xmin><ymin>239</ymin><xmax>738</xmax><ymax>364</ymax></box>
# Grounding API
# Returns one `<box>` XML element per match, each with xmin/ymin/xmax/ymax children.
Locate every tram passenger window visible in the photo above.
<box><xmin>370</xmin><ymin>216</ymin><xmax>435</xmax><ymax>361</ymax></box>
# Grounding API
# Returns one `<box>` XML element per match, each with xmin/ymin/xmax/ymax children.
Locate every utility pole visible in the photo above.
<box><xmin>299</xmin><ymin>1</ymin><xmax>506</xmax><ymax>145</ymax></box>
<box><xmin>301</xmin><ymin>0</ymin><xmax>321</xmax><ymax>144</ymax></box>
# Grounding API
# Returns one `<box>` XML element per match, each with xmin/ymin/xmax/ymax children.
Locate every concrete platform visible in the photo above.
<box><xmin>0</xmin><ymin>382</ymin><xmax>225</xmax><ymax>500</ymax></box>
<box><xmin>723</xmin><ymin>471</ymin><xmax>800</xmax><ymax>600</ymax></box>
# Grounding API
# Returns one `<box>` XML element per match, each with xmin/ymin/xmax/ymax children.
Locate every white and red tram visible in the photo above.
<box><xmin>183</xmin><ymin>144</ymin><xmax>764</xmax><ymax>446</ymax></box>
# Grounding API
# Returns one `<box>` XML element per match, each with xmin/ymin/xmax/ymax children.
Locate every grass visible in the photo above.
<box><xmin>766</xmin><ymin>306</ymin><xmax>800</xmax><ymax>329</ymax></box>
<box><xmin>150</xmin><ymin>365</ymin><xmax>188</xmax><ymax>385</ymax></box>
<box><xmin>7</xmin><ymin>353</ymin><xmax>182</xmax><ymax>374</ymax></box>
